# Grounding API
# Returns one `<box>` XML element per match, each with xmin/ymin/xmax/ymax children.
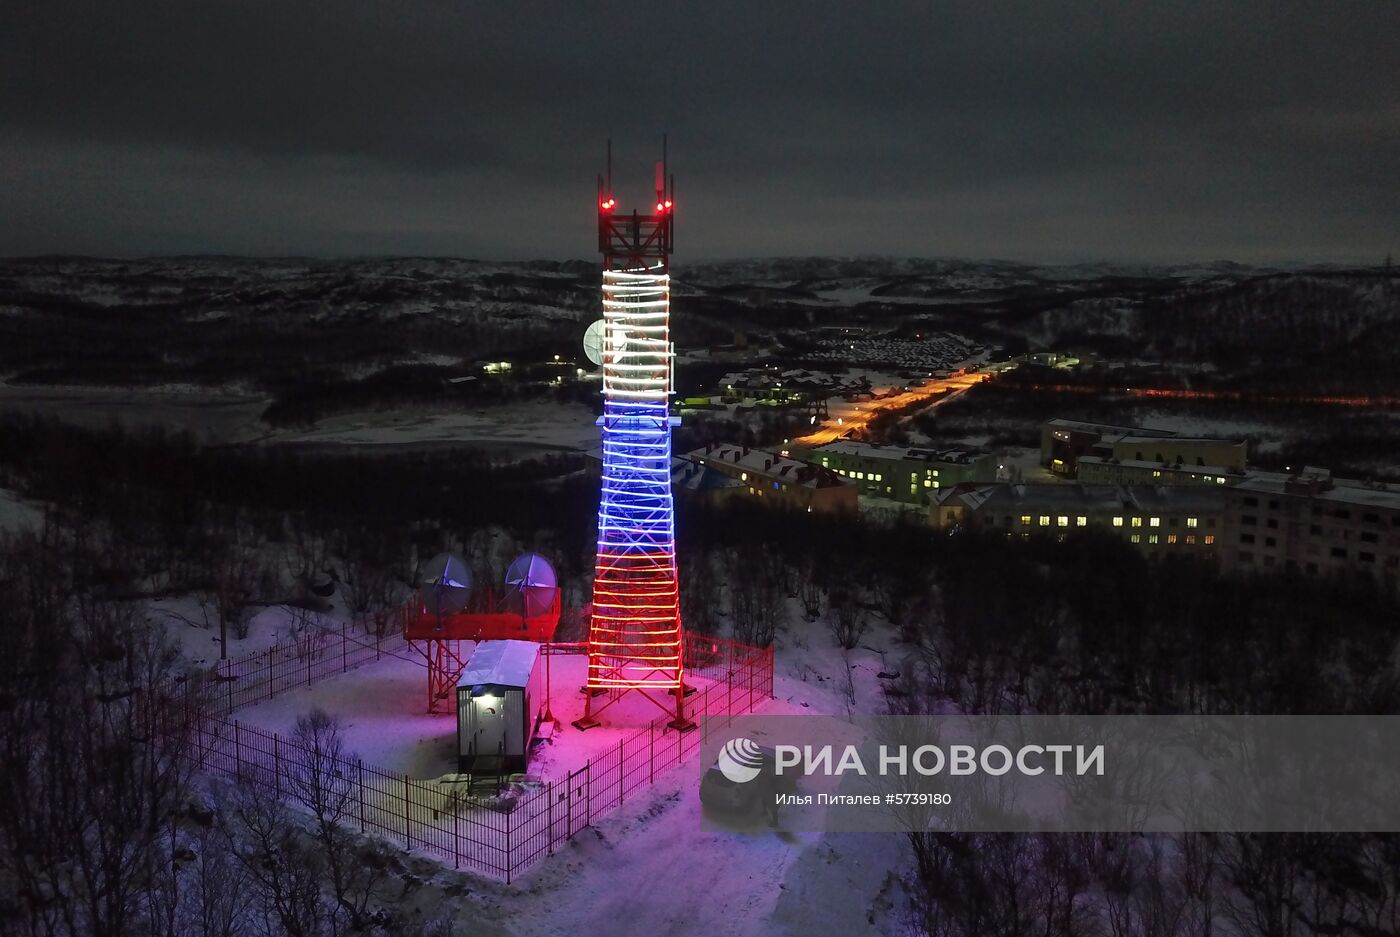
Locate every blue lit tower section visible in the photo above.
<box><xmin>578</xmin><ymin>144</ymin><xmax>691</xmax><ymax>730</ymax></box>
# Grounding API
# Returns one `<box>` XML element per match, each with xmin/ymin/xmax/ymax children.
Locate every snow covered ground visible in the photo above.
<box><xmin>270</xmin><ymin>401</ymin><xmax>599</xmax><ymax>454</ymax></box>
<box><xmin>467</xmin><ymin>770</ymin><xmax>911</xmax><ymax>937</ymax></box>
<box><xmin>235</xmin><ymin>651</ymin><xmax>730</xmax><ymax>783</ymax></box>
<box><xmin>218</xmin><ymin>600</ymin><xmax>916</xmax><ymax>933</ymax></box>
<box><xmin>151</xmin><ymin>597</ymin><xmax>347</xmax><ymax>668</ymax></box>
<box><xmin>0</xmin><ymin>487</ymin><xmax>42</xmax><ymax>532</ymax></box>
<box><xmin>0</xmin><ymin>383</ymin><xmax>268</xmax><ymax>444</ymax></box>
<box><xmin>1133</xmin><ymin>410</ymin><xmax>1284</xmax><ymax>442</ymax></box>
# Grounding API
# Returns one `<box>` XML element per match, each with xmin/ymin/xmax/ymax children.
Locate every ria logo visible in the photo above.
<box><xmin>717</xmin><ymin>737</ymin><xmax>766</xmax><ymax>783</ymax></box>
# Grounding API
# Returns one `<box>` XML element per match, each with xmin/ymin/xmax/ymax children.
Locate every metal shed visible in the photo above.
<box><xmin>455</xmin><ymin>640</ymin><xmax>545</xmax><ymax>773</ymax></box>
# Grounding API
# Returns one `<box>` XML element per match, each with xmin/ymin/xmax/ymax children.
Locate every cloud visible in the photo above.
<box><xmin>2</xmin><ymin>1</ymin><xmax>1397</xmax><ymax>261</ymax></box>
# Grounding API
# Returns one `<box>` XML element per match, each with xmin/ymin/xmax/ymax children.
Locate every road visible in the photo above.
<box><xmin>791</xmin><ymin>370</ymin><xmax>989</xmax><ymax>446</ymax></box>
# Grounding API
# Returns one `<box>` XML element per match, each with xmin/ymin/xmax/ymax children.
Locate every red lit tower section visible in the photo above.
<box><xmin>578</xmin><ymin>143</ymin><xmax>692</xmax><ymax>730</ymax></box>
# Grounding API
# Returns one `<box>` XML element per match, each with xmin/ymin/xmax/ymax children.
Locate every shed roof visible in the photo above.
<box><xmin>458</xmin><ymin>640</ymin><xmax>540</xmax><ymax>690</ymax></box>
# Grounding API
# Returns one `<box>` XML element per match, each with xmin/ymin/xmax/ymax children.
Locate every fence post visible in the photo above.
<box><xmin>307</xmin><ymin>645</ymin><xmax>313</xmax><ymax>686</ymax></box>
<box><xmin>225</xmin><ymin>661</ymin><xmax>233</xmax><ymax>715</ymax></box>
<box><xmin>342</xmin><ymin>627</ymin><xmax>348</xmax><ymax>673</ymax></box>
<box><xmin>357</xmin><ymin>760</ymin><xmax>365</xmax><ymax>833</ymax></box>
<box><xmin>234</xmin><ymin>720</ymin><xmax>243</xmax><ymax>784</ymax></box>
<box><xmin>404</xmin><ymin>776</ymin><xmax>413</xmax><ymax>848</ymax></box>
<box><xmin>273</xmin><ymin>734</ymin><xmax>281</xmax><ymax>796</ymax></box>
<box><xmin>585</xmin><ymin>760</ymin><xmax>592</xmax><ymax>827</ymax></box>
<box><xmin>506</xmin><ymin>816</ymin><xmax>512</xmax><ymax>886</ymax></box>
<box><xmin>618</xmin><ymin>742</ymin><xmax>624</xmax><ymax>805</ymax></box>
<box><xmin>268</xmin><ymin>648</ymin><xmax>274</xmax><ymax>702</ymax></box>
<box><xmin>453</xmin><ymin>801</ymin><xmax>460</xmax><ymax>870</ymax></box>
<box><xmin>727</xmin><ymin>668</ymin><xmax>734</xmax><ymax>724</ymax></box>
<box><xmin>649</xmin><ymin>721</ymin><xmax>655</xmax><ymax>784</ymax></box>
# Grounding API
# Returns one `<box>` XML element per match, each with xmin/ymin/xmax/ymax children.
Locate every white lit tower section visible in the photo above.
<box><xmin>577</xmin><ymin>143</ymin><xmax>691</xmax><ymax>731</ymax></box>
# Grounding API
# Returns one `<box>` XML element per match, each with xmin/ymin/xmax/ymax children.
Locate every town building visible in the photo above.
<box><xmin>1220</xmin><ymin>468</ymin><xmax>1400</xmax><ymax>590</ymax></box>
<box><xmin>793</xmin><ymin>439</ymin><xmax>998</xmax><ymax>505</ymax></box>
<box><xmin>1041</xmin><ymin>418</ymin><xmax>1247</xmax><ymax>478</ymax></box>
<box><xmin>931</xmin><ymin>483</ymin><xmax>1227</xmax><ymax>558</ymax></box>
<box><xmin>682</xmin><ymin>444</ymin><xmax>857</xmax><ymax>513</ymax></box>
<box><xmin>1075</xmin><ymin>455</ymin><xmax>1241</xmax><ymax>487</ymax></box>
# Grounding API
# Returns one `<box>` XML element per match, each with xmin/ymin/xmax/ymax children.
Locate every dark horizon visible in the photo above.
<box><xmin>4</xmin><ymin>2</ymin><xmax>1397</xmax><ymax>264</ymax></box>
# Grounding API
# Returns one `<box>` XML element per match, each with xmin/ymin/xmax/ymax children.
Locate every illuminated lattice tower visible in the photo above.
<box><xmin>577</xmin><ymin>144</ymin><xmax>692</xmax><ymax>731</ymax></box>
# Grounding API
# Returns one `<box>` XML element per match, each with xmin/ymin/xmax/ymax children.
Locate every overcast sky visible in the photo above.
<box><xmin>3</xmin><ymin>2</ymin><xmax>1397</xmax><ymax>263</ymax></box>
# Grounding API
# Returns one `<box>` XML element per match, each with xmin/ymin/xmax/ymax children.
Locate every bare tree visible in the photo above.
<box><xmin>0</xmin><ymin>529</ymin><xmax>199</xmax><ymax>937</ymax></box>
<box><xmin>829</xmin><ymin>588</ymin><xmax>868</xmax><ymax>650</ymax></box>
<box><xmin>225</xmin><ymin>782</ymin><xmax>331</xmax><ymax>937</ymax></box>
<box><xmin>287</xmin><ymin>710</ymin><xmax>389</xmax><ymax>933</ymax></box>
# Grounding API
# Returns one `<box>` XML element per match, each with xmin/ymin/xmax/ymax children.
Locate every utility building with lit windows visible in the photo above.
<box><xmin>932</xmin><ymin>483</ymin><xmax>1227</xmax><ymax>558</ymax></box>
<box><xmin>1041</xmin><ymin>418</ymin><xmax>1246</xmax><ymax>478</ymax></box>
<box><xmin>794</xmin><ymin>439</ymin><xmax>997</xmax><ymax>505</ymax></box>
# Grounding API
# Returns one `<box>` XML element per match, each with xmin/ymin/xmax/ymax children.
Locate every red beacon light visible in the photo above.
<box><xmin>600</xmin><ymin>197</ymin><xmax>616</xmax><ymax>212</ymax></box>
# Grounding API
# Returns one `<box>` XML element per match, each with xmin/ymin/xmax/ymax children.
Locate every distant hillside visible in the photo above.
<box><xmin>2</xmin><ymin>255</ymin><xmax>1393</xmax><ymax>399</ymax></box>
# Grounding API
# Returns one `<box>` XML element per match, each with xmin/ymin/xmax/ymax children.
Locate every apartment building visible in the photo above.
<box><xmin>932</xmin><ymin>483</ymin><xmax>1227</xmax><ymax>558</ymax></box>
<box><xmin>683</xmin><ymin>443</ymin><xmax>857</xmax><ymax>513</ymax></box>
<box><xmin>794</xmin><ymin>439</ymin><xmax>998</xmax><ymax>505</ymax></box>
<box><xmin>1221</xmin><ymin>468</ymin><xmax>1400</xmax><ymax>589</ymax></box>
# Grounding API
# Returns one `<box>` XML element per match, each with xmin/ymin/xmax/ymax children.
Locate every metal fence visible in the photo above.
<box><xmin>210</xmin><ymin>621</ymin><xmax>409</xmax><ymax>716</ymax></box>
<box><xmin>189</xmin><ymin>631</ymin><xmax>773</xmax><ymax>881</ymax></box>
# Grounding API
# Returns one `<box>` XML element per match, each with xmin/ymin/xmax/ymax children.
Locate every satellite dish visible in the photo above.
<box><xmin>503</xmin><ymin>553</ymin><xmax>558</xmax><ymax>618</ymax></box>
<box><xmin>418</xmin><ymin>553</ymin><xmax>473</xmax><ymax>617</ymax></box>
<box><xmin>583</xmin><ymin>320</ymin><xmax>605</xmax><ymax>366</ymax></box>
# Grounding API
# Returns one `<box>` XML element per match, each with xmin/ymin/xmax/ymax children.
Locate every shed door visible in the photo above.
<box><xmin>472</xmin><ymin>693</ymin><xmax>508</xmax><ymax>762</ymax></box>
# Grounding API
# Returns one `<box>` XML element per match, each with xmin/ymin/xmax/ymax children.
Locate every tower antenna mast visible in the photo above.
<box><xmin>579</xmin><ymin>139</ymin><xmax>689</xmax><ymax>730</ymax></box>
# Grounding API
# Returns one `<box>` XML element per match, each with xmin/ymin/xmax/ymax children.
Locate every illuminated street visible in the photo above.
<box><xmin>793</xmin><ymin>370</ymin><xmax>989</xmax><ymax>445</ymax></box>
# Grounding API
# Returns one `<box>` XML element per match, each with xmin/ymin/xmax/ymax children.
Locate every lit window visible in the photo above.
<box><xmin>1130</xmin><ymin>534</ymin><xmax>1141</xmax><ymax>544</ymax></box>
<box><xmin>1204</xmin><ymin>534</ymin><xmax>1215</xmax><ymax>544</ymax></box>
<box><xmin>1020</xmin><ymin>515</ymin><xmax>1031</xmax><ymax>526</ymax></box>
<box><xmin>1149</xmin><ymin>517</ymin><xmax>1161</xmax><ymax>527</ymax></box>
<box><xmin>1185</xmin><ymin>535</ymin><xmax>1196</xmax><ymax>544</ymax></box>
<box><xmin>1216</xmin><ymin>477</ymin><xmax>1225</xmax><ymax>485</ymax></box>
<box><xmin>741</xmin><ymin>472</ymin><xmax>748</xmax><ymax>481</ymax></box>
<box><xmin>1039</xmin><ymin>516</ymin><xmax>1051</xmax><ymax>527</ymax></box>
<box><xmin>1131</xmin><ymin>517</ymin><xmax>1143</xmax><ymax>528</ymax></box>
<box><xmin>923</xmin><ymin>479</ymin><xmax>932</xmax><ymax>488</ymax></box>
<box><xmin>1186</xmin><ymin>517</ymin><xmax>1198</xmax><ymax>528</ymax></box>
<box><xmin>1167</xmin><ymin>534</ymin><xmax>1178</xmax><ymax>544</ymax></box>
<box><xmin>1057</xmin><ymin>516</ymin><xmax>1069</xmax><ymax>527</ymax></box>
<box><xmin>1152</xmin><ymin>470</ymin><xmax>1162</xmax><ymax>478</ymax></box>
<box><xmin>1112</xmin><ymin>516</ymin><xmax>1124</xmax><ymax>527</ymax></box>
<box><xmin>1076</xmin><ymin>516</ymin><xmax>1087</xmax><ymax>527</ymax></box>
<box><xmin>1149</xmin><ymin>534</ymin><xmax>1159</xmax><ymax>544</ymax></box>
